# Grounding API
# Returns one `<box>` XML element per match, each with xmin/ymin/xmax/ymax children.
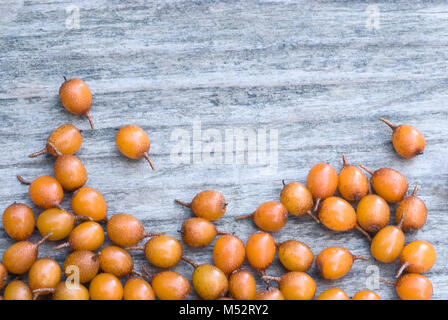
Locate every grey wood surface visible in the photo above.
<box><xmin>1</xmin><ymin>0</ymin><xmax>447</xmax><ymax>300</ymax></box>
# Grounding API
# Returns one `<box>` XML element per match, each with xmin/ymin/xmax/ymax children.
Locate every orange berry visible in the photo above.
<box><xmin>379</xmin><ymin>118</ymin><xmax>426</xmax><ymax>159</ymax></box>
<box><xmin>246</xmin><ymin>232</ymin><xmax>276</xmax><ymax>271</ymax></box>
<box><xmin>352</xmin><ymin>290</ymin><xmax>381</xmax><ymax>300</ymax></box>
<box><xmin>71</xmin><ymin>187</ymin><xmax>107</xmax><ymax>221</ymax></box>
<box><xmin>338</xmin><ymin>155</ymin><xmax>369</xmax><ymax>201</ymax></box>
<box><xmin>59</xmin><ymin>78</ymin><xmax>94</xmax><ymax>129</ymax></box>
<box><xmin>116</xmin><ymin>125</ymin><xmax>155</xmax><ymax>169</ymax></box>
<box><xmin>176</xmin><ymin>190</ymin><xmax>227</xmax><ymax>221</ymax></box>
<box><xmin>317</xmin><ymin>288</ymin><xmax>350</xmax><ymax>300</ymax></box>
<box><xmin>356</xmin><ymin>194</ymin><xmax>390</xmax><ymax>233</ymax></box>
<box><xmin>2</xmin><ymin>203</ymin><xmax>35</xmax><ymax>241</ymax></box>
<box><xmin>213</xmin><ymin>234</ymin><xmax>245</xmax><ymax>274</ymax></box>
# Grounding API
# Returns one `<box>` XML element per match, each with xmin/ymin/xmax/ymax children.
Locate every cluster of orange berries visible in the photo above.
<box><xmin>0</xmin><ymin>77</ymin><xmax>435</xmax><ymax>300</ymax></box>
<box><xmin>174</xmin><ymin>145</ymin><xmax>435</xmax><ymax>300</ymax></box>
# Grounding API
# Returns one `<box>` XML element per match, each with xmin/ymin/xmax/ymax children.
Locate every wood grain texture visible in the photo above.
<box><xmin>1</xmin><ymin>0</ymin><xmax>447</xmax><ymax>299</ymax></box>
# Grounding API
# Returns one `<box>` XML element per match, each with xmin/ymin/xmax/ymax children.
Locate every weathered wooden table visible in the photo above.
<box><xmin>1</xmin><ymin>0</ymin><xmax>447</xmax><ymax>300</ymax></box>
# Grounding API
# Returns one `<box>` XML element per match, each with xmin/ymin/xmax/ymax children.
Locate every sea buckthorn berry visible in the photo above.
<box><xmin>191</xmin><ymin>263</ymin><xmax>228</xmax><ymax>300</ymax></box>
<box><xmin>3</xmin><ymin>280</ymin><xmax>32</xmax><ymax>300</ymax></box>
<box><xmin>315</xmin><ymin>247</ymin><xmax>369</xmax><ymax>280</ymax></box>
<box><xmin>277</xmin><ymin>240</ymin><xmax>314</xmax><ymax>272</ymax></box>
<box><xmin>255</xmin><ymin>288</ymin><xmax>285</xmax><ymax>300</ymax></box>
<box><xmin>318</xmin><ymin>197</ymin><xmax>355</xmax><ymax>231</ymax></box>
<box><xmin>0</xmin><ymin>263</ymin><xmax>7</xmax><ymax>290</ymax></box>
<box><xmin>2</xmin><ymin>203</ymin><xmax>35</xmax><ymax>241</ymax></box>
<box><xmin>116</xmin><ymin>125</ymin><xmax>155</xmax><ymax>170</ymax></box>
<box><xmin>54</xmin><ymin>221</ymin><xmax>105</xmax><ymax>251</ymax></box>
<box><xmin>338</xmin><ymin>155</ymin><xmax>369</xmax><ymax>201</ymax></box>
<box><xmin>64</xmin><ymin>250</ymin><xmax>99</xmax><ymax>283</ymax></box>
<box><xmin>127</xmin><ymin>235</ymin><xmax>183</xmax><ymax>269</ymax></box>
<box><xmin>306</xmin><ymin>163</ymin><xmax>338</xmax><ymax>210</ymax></box>
<box><xmin>151</xmin><ymin>270</ymin><xmax>191</xmax><ymax>300</ymax></box>
<box><xmin>228</xmin><ymin>270</ymin><xmax>256</xmax><ymax>300</ymax></box>
<box><xmin>352</xmin><ymin>290</ymin><xmax>381</xmax><ymax>300</ymax></box>
<box><xmin>263</xmin><ymin>272</ymin><xmax>316</xmax><ymax>300</ymax></box>
<box><xmin>379</xmin><ymin>118</ymin><xmax>426</xmax><ymax>159</ymax></box>
<box><xmin>181</xmin><ymin>217</ymin><xmax>224</xmax><ymax>247</ymax></box>
<box><xmin>54</xmin><ymin>155</ymin><xmax>87</xmax><ymax>191</ymax></box>
<box><xmin>236</xmin><ymin>201</ymin><xmax>288</xmax><ymax>232</ymax></box>
<box><xmin>2</xmin><ymin>234</ymin><xmax>51</xmax><ymax>274</ymax></box>
<box><xmin>316</xmin><ymin>288</ymin><xmax>350</xmax><ymax>300</ymax></box>
<box><xmin>246</xmin><ymin>232</ymin><xmax>276</xmax><ymax>271</ymax></box>
<box><xmin>371</xmin><ymin>217</ymin><xmax>405</xmax><ymax>263</ymax></box>
<box><xmin>51</xmin><ymin>282</ymin><xmax>90</xmax><ymax>300</ymax></box>
<box><xmin>17</xmin><ymin>175</ymin><xmax>64</xmax><ymax>209</ymax></box>
<box><xmin>106</xmin><ymin>213</ymin><xmax>157</xmax><ymax>247</ymax></box>
<box><xmin>356</xmin><ymin>194</ymin><xmax>390</xmax><ymax>233</ymax></box>
<box><xmin>71</xmin><ymin>187</ymin><xmax>107</xmax><ymax>221</ymax></box>
<box><xmin>394</xmin><ymin>273</ymin><xmax>433</xmax><ymax>300</ymax></box>
<box><xmin>59</xmin><ymin>78</ymin><xmax>94</xmax><ymax>129</ymax></box>
<box><xmin>124</xmin><ymin>277</ymin><xmax>155</xmax><ymax>300</ymax></box>
<box><xmin>145</xmin><ymin>235</ymin><xmax>182</xmax><ymax>268</ymax></box>
<box><xmin>395</xmin><ymin>186</ymin><xmax>427</xmax><ymax>231</ymax></box>
<box><xmin>358</xmin><ymin>165</ymin><xmax>408</xmax><ymax>203</ymax></box>
<box><xmin>280</xmin><ymin>182</ymin><xmax>319</xmax><ymax>223</ymax></box>
<box><xmin>396</xmin><ymin>240</ymin><xmax>436</xmax><ymax>278</ymax></box>
<box><xmin>89</xmin><ymin>273</ymin><xmax>123</xmax><ymax>300</ymax></box>
<box><xmin>213</xmin><ymin>234</ymin><xmax>245</xmax><ymax>274</ymax></box>
<box><xmin>37</xmin><ymin>208</ymin><xmax>80</xmax><ymax>241</ymax></box>
<box><xmin>175</xmin><ymin>190</ymin><xmax>227</xmax><ymax>221</ymax></box>
<box><xmin>29</xmin><ymin>124</ymin><xmax>82</xmax><ymax>158</ymax></box>
<box><xmin>99</xmin><ymin>246</ymin><xmax>134</xmax><ymax>277</ymax></box>
<box><xmin>29</xmin><ymin>258</ymin><xmax>62</xmax><ymax>299</ymax></box>
<box><xmin>318</xmin><ymin>196</ymin><xmax>371</xmax><ymax>240</ymax></box>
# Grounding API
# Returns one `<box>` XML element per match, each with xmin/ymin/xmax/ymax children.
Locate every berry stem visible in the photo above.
<box><xmin>378</xmin><ymin>118</ymin><xmax>397</xmax><ymax>130</ymax></box>
<box><xmin>380</xmin><ymin>279</ymin><xmax>397</xmax><ymax>286</ymax></box>
<box><xmin>353</xmin><ymin>255</ymin><xmax>370</xmax><ymax>261</ymax></box>
<box><xmin>312</xmin><ymin>198</ymin><xmax>321</xmax><ymax>213</ymax></box>
<box><xmin>216</xmin><ymin>230</ymin><xmax>230</xmax><ymax>236</ymax></box>
<box><xmin>85</xmin><ymin>111</ymin><xmax>95</xmax><ymax>129</ymax></box>
<box><xmin>175</xmin><ymin>199</ymin><xmax>191</xmax><ymax>208</ymax></box>
<box><xmin>259</xmin><ymin>270</ymin><xmax>273</xmax><ymax>287</ymax></box>
<box><xmin>181</xmin><ymin>256</ymin><xmax>198</xmax><ymax>269</ymax></box>
<box><xmin>342</xmin><ymin>154</ymin><xmax>348</xmax><ymax>167</ymax></box>
<box><xmin>143</xmin><ymin>152</ymin><xmax>155</xmax><ymax>170</ymax></box>
<box><xmin>358</xmin><ymin>164</ymin><xmax>374</xmax><ymax>176</ymax></box>
<box><xmin>355</xmin><ymin>224</ymin><xmax>372</xmax><ymax>242</ymax></box>
<box><xmin>131</xmin><ymin>269</ymin><xmax>149</xmax><ymax>280</ymax></box>
<box><xmin>395</xmin><ymin>262</ymin><xmax>409</xmax><ymax>279</ymax></box>
<box><xmin>412</xmin><ymin>185</ymin><xmax>419</xmax><ymax>196</ymax></box>
<box><xmin>261</xmin><ymin>275</ymin><xmax>281</xmax><ymax>283</ymax></box>
<box><xmin>282</xmin><ymin>179</ymin><xmax>286</xmax><ymax>186</ymax></box>
<box><xmin>16</xmin><ymin>175</ymin><xmax>31</xmax><ymax>185</ymax></box>
<box><xmin>141</xmin><ymin>263</ymin><xmax>154</xmax><ymax>279</ymax></box>
<box><xmin>53</xmin><ymin>241</ymin><xmax>70</xmax><ymax>250</ymax></box>
<box><xmin>125</xmin><ymin>246</ymin><xmax>145</xmax><ymax>251</ymax></box>
<box><xmin>36</xmin><ymin>232</ymin><xmax>52</xmax><ymax>247</ymax></box>
<box><xmin>306</xmin><ymin>211</ymin><xmax>320</xmax><ymax>224</ymax></box>
<box><xmin>235</xmin><ymin>213</ymin><xmax>254</xmax><ymax>221</ymax></box>
<box><xmin>28</xmin><ymin>148</ymin><xmax>47</xmax><ymax>158</ymax></box>
<box><xmin>74</xmin><ymin>215</ymin><xmax>94</xmax><ymax>222</ymax></box>
<box><xmin>143</xmin><ymin>232</ymin><xmax>160</xmax><ymax>238</ymax></box>
<box><xmin>46</xmin><ymin>141</ymin><xmax>62</xmax><ymax>157</ymax></box>
<box><xmin>32</xmin><ymin>288</ymin><xmax>55</xmax><ymax>300</ymax></box>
